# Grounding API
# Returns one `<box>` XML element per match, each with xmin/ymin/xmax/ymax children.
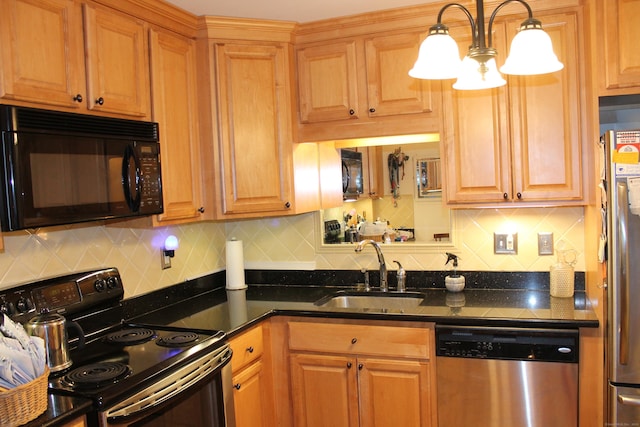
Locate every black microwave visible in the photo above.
<box><xmin>0</xmin><ymin>105</ymin><xmax>163</xmax><ymax>231</ymax></box>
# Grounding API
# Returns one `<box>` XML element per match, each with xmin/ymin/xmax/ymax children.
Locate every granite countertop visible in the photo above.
<box><xmin>131</xmin><ymin>283</ymin><xmax>600</xmax><ymax>337</ymax></box>
<box><xmin>21</xmin><ymin>394</ymin><xmax>93</xmax><ymax>427</ymax></box>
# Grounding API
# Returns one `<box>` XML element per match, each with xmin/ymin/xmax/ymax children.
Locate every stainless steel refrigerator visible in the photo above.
<box><xmin>603</xmin><ymin>129</ymin><xmax>640</xmax><ymax>424</ymax></box>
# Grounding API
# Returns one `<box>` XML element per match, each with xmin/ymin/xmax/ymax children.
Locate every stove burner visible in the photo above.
<box><xmin>104</xmin><ymin>328</ymin><xmax>156</xmax><ymax>345</ymax></box>
<box><xmin>64</xmin><ymin>362</ymin><xmax>131</xmax><ymax>389</ymax></box>
<box><xmin>156</xmin><ymin>332</ymin><xmax>199</xmax><ymax>347</ymax></box>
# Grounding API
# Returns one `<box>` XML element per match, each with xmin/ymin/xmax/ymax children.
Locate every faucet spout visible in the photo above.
<box><xmin>355</xmin><ymin>239</ymin><xmax>388</xmax><ymax>292</ymax></box>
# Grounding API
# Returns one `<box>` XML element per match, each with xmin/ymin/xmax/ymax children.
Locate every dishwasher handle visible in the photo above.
<box><xmin>619</xmin><ymin>394</ymin><xmax>640</xmax><ymax>407</ymax></box>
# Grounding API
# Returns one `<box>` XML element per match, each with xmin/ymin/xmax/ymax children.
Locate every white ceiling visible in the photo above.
<box><xmin>163</xmin><ymin>0</ymin><xmax>438</xmax><ymax>23</ymax></box>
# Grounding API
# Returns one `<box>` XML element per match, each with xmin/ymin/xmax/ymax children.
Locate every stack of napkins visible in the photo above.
<box><xmin>0</xmin><ymin>314</ymin><xmax>46</xmax><ymax>390</ymax></box>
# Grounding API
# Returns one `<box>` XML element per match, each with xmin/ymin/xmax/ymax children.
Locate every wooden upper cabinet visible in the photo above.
<box><xmin>83</xmin><ymin>3</ymin><xmax>150</xmax><ymax>117</ymax></box>
<box><xmin>296</xmin><ymin>29</ymin><xmax>441</xmax><ymax>141</ymax></box>
<box><xmin>297</xmin><ymin>40</ymin><xmax>359</xmax><ymax>123</ymax></box>
<box><xmin>597</xmin><ymin>0</ymin><xmax>640</xmax><ymax>95</ymax></box>
<box><xmin>213</xmin><ymin>42</ymin><xmax>295</xmax><ymax>216</ymax></box>
<box><xmin>364</xmin><ymin>32</ymin><xmax>435</xmax><ymax>117</ymax></box>
<box><xmin>443</xmin><ymin>10</ymin><xmax>585</xmax><ymax>206</ymax></box>
<box><xmin>149</xmin><ymin>28</ymin><xmax>204</xmax><ymax>225</ymax></box>
<box><xmin>0</xmin><ymin>0</ymin><xmax>86</xmax><ymax>109</ymax></box>
<box><xmin>0</xmin><ymin>0</ymin><xmax>151</xmax><ymax>118</ymax></box>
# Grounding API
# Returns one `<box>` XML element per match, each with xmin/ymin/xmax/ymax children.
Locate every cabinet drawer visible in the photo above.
<box><xmin>288</xmin><ymin>320</ymin><xmax>430</xmax><ymax>359</ymax></box>
<box><xmin>230</xmin><ymin>325</ymin><xmax>264</xmax><ymax>373</ymax></box>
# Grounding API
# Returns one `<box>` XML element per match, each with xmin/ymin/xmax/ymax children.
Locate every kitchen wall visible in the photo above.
<box><xmin>0</xmin><ymin>206</ymin><xmax>583</xmax><ymax>296</ymax></box>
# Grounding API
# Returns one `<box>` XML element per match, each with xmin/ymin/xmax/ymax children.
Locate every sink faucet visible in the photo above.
<box><xmin>355</xmin><ymin>239</ymin><xmax>388</xmax><ymax>292</ymax></box>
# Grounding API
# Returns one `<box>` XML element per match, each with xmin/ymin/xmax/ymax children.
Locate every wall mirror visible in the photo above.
<box><xmin>315</xmin><ymin>135</ymin><xmax>457</xmax><ymax>254</ymax></box>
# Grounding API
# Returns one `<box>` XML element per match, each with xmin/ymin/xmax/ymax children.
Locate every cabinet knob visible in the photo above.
<box><xmin>369</xmin><ymin>107</ymin><xmax>376</xmax><ymax>113</ymax></box>
<box><xmin>246</xmin><ymin>346</ymin><xmax>254</xmax><ymax>353</ymax></box>
<box><xmin>351</xmin><ymin>338</ymin><xmax>357</xmax><ymax>344</ymax></box>
<box><xmin>349</xmin><ymin>109</ymin><xmax>355</xmax><ymax>116</ymax></box>
<box><xmin>234</xmin><ymin>383</ymin><xmax>241</xmax><ymax>390</ymax></box>
<box><xmin>516</xmin><ymin>192</ymin><xmax>522</xmax><ymax>199</ymax></box>
<box><xmin>95</xmin><ymin>97</ymin><xmax>104</xmax><ymax>105</ymax></box>
<box><xmin>358</xmin><ymin>363</ymin><xmax>363</xmax><ymax>370</ymax></box>
<box><xmin>347</xmin><ymin>362</ymin><xmax>352</xmax><ymax>369</ymax></box>
<box><xmin>73</xmin><ymin>94</ymin><xmax>83</xmax><ymax>103</ymax></box>
<box><xmin>285</xmin><ymin>202</ymin><xmax>291</xmax><ymax>208</ymax></box>
<box><xmin>503</xmin><ymin>193</ymin><xmax>508</xmax><ymax>199</ymax></box>
<box><xmin>198</xmin><ymin>207</ymin><xmax>205</xmax><ymax>213</ymax></box>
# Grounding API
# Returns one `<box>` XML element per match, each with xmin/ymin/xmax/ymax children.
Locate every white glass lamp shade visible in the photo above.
<box><xmin>500</xmin><ymin>28</ymin><xmax>564</xmax><ymax>75</ymax></box>
<box><xmin>409</xmin><ymin>33</ymin><xmax>462</xmax><ymax>80</ymax></box>
<box><xmin>453</xmin><ymin>56</ymin><xmax>506</xmax><ymax>90</ymax></box>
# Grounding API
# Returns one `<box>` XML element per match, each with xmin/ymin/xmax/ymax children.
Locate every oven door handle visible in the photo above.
<box><xmin>105</xmin><ymin>344</ymin><xmax>232</xmax><ymax>424</ymax></box>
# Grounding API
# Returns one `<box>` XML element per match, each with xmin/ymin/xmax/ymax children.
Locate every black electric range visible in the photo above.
<box><xmin>2</xmin><ymin>268</ymin><xmax>233</xmax><ymax>426</ymax></box>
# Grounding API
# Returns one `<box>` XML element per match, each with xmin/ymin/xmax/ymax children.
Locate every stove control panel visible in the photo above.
<box><xmin>1</xmin><ymin>267</ymin><xmax>123</xmax><ymax>323</ymax></box>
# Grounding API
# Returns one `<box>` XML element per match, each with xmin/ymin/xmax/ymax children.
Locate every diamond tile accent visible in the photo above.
<box><xmin>0</xmin><ymin>207</ymin><xmax>585</xmax><ymax>298</ymax></box>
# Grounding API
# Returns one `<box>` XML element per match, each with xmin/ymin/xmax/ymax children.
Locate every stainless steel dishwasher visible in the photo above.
<box><xmin>436</xmin><ymin>326</ymin><xmax>579</xmax><ymax>427</ymax></box>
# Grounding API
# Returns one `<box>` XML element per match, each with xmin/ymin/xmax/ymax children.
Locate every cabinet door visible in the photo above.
<box><xmin>364</xmin><ymin>32</ymin><xmax>436</xmax><ymax>117</ymax></box>
<box><xmin>232</xmin><ymin>360</ymin><xmax>274</xmax><ymax>427</ymax></box>
<box><xmin>83</xmin><ymin>4</ymin><xmax>150</xmax><ymax>117</ymax></box>
<box><xmin>0</xmin><ymin>0</ymin><xmax>86</xmax><ymax>108</ymax></box>
<box><xmin>598</xmin><ymin>0</ymin><xmax>640</xmax><ymax>93</ymax></box>
<box><xmin>149</xmin><ymin>29</ymin><xmax>203</xmax><ymax>224</ymax></box>
<box><xmin>358</xmin><ymin>357</ymin><xmax>433</xmax><ymax>427</ymax></box>
<box><xmin>508</xmin><ymin>12</ymin><xmax>583</xmax><ymax>202</ymax></box>
<box><xmin>441</xmin><ymin>23</ymin><xmax>512</xmax><ymax>204</ymax></box>
<box><xmin>297</xmin><ymin>40</ymin><xmax>359</xmax><ymax>123</ymax></box>
<box><xmin>290</xmin><ymin>353</ymin><xmax>359</xmax><ymax>427</ymax></box>
<box><xmin>214</xmin><ymin>43</ymin><xmax>294</xmax><ymax>215</ymax></box>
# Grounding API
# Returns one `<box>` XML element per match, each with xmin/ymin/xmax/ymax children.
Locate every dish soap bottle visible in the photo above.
<box><xmin>445</xmin><ymin>252</ymin><xmax>465</xmax><ymax>292</ymax></box>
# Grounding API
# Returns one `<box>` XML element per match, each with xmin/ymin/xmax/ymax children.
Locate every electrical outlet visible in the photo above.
<box><xmin>538</xmin><ymin>232</ymin><xmax>554</xmax><ymax>255</ymax></box>
<box><xmin>494</xmin><ymin>233</ymin><xmax>517</xmax><ymax>254</ymax></box>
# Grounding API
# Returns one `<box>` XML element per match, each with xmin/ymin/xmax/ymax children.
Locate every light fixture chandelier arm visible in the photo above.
<box><xmin>487</xmin><ymin>0</ymin><xmax>534</xmax><ymax>48</ymax></box>
<box><xmin>436</xmin><ymin>3</ymin><xmax>476</xmax><ymax>39</ymax></box>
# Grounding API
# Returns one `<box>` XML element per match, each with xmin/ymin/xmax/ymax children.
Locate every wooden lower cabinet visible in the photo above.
<box><xmin>287</xmin><ymin>319</ymin><xmax>436</xmax><ymax>427</ymax></box>
<box><xmin>290</xmin><ymin>353</ymin><xmax>431</xmax><ymax>427</ymax></box>
<box><xmin>228</xmin><ymin>324</ymin><xmax>275</xmax><ymax>427</ymax></box>
<box><xmin>61</xmin><ymin>416</ymin><xmax>86</xmax><ymax>427</ymax></box>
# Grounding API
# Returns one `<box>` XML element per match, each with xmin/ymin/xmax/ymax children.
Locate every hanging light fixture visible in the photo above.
<box><xmin>408</xmin><ymin>0</ymin><xmax>563</xmax><ymax>90</ymax></box>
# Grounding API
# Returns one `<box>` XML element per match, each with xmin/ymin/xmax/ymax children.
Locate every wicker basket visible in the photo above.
<box><xmin>0</xmin><ymin>366</ymin><xmax>49</xmax><ymax>427</ymax></box>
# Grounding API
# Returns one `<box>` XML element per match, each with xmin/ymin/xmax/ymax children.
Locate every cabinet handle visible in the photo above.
<box><xmin>349</xmin><ymin>109</ymin><xmax>355</xmax><ymax>116</ymax></box>
<box><xmin>73</xmin><ymin>94</ymin><xmax>83</xmax><ymax>103</ymax></box>
<box><xmin>285</xmin><ymin>202</ymin><xmax>291</xmax><ymax>208</ymax></box>
<box><xmin>351</xmin><ymin>338</ymin><xmax>357</xmax><ymax>344</ymax></box>
<box><xmin>246</xmin><ymin>346</ymin><xmax>254</xmax><ymax>353</ymax></box>
<box><xmin>358</xmin><ymin>363</ymin><xmax>363</xmax><ymax>370</ymax></box>
<box><xmin>369</xmin><ymin>108</ymin><xmax>376</xmax><ymax>113</ymax></box>
<box><xmin>198</xmin><ymin>207</ymin><xmax>205</xmax><ymax>213</ymax></box>
<box><xmin>347</xmin><ymin>362</ymin><xmax>352</xmax><ymax>369</ymax></box>
<box><xmin>95</xmin><ymin>97</ymin><xmax>104</xmax><ymax>105</ymax></box>
<box><xmin>503</xmin><ymin>193</ymin><xmax>508</xmax><ymax>199</ymax></box>
<box><xmin>234</xmin><ymin>383</ymin><xmax>241</xmax><ymax>390</ymax></box>
<box><xmin>516</xmin><ymin>192</ymin><xmax>522</xmax><ymax>199</ymax></box>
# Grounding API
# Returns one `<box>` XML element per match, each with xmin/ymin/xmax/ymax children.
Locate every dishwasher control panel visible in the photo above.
<box><xmin>436</xmin><ymin>326</ymin><xmax>579</xmax><ymax>363</ymax></box>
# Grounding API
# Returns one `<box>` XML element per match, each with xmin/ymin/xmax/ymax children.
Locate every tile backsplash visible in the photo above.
<box><xmin>0</xmin><ymin>207</ymin><xmax>584</xmax><ymax>298</ymax></box>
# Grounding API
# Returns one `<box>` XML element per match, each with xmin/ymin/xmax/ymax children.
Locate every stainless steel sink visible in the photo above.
<box><xmin>314</xmin><ymin>291</ymin><xmax>425</xmax><ymax>309</ymax></box>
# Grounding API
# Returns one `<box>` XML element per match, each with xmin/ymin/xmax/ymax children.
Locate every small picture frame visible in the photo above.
<box><xmin>416</xmin><ymin>158</ymin><xmax>442</xmax><ymax>198</ymax></box>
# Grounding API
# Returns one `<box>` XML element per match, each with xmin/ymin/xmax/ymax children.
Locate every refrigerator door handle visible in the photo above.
<box><xmin>619</xmin><ymin>393</ymin><xmax>640</xmax><ymax>407</ymax></box>
<box><xmin>618</xmin><ymin>182</ymin><xmax>631</xmax><ymax>365</ymax></box>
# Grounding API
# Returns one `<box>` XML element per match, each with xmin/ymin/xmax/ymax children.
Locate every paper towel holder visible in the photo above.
<box><xmin>161</xmin><ymin>235</ymin><xmax>179</xmax><ymax>269</ymax></box>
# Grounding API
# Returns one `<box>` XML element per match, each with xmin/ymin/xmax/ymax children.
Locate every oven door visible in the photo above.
<box><xmin>98</xmin><ymin>344</ymin><xmax>235</xmax><ymax>427</ymax></box>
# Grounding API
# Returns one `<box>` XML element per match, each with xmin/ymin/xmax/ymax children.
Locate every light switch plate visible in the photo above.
<box><xmin>538</xmin><ymin>232</ymin><xmax>554</xmax><ymax>255</ymax></box>
<box><xmin>494</xmin><ymin>233</ymin><xmax>517</xmax><ymax>254</ymax></box>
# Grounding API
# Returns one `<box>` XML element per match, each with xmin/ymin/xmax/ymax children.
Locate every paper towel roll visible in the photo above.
<box><xmin>226</xmin><ymin>239</ymin><xmax>247</xmax><ymax>290</ymax></box>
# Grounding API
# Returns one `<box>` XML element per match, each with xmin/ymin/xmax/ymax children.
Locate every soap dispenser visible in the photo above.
<box><xmin>394</xmin><ymin>260</ymin><xmax>406</xmax><ymax>292</ymax></box>
<box><xmin>444</xmin><ymin>252</ymin><xmax>465</xmax><ymax>292</ymax></box>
